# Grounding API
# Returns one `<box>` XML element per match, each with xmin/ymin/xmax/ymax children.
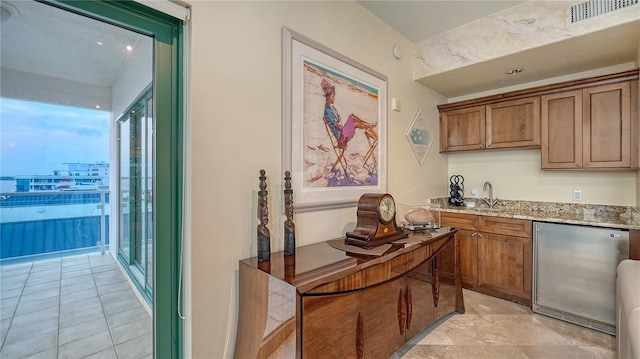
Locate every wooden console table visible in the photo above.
<box><xmin>234</xmin><ymin>227</ymin><xmax>463</xmax><ymax>359</ymax></box>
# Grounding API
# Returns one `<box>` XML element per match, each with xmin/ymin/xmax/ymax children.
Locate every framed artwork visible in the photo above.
<box><xmin>282</xmin><ymin>27</ymin><xmax>388</xmax><ymax>210</ymax></box>
<box><xmin>405</xmin><ymin>108</ymin><xmax>433</xmax><ymax>166</ymax></box>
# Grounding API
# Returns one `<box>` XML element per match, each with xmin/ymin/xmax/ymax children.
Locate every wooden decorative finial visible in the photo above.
<box><xmin>283</xmin><ymin>170</ymin><xmax>295</xmax><ymax>256</ymax></box>
<box><xmin>257</xmin><ymin>169</ymin><xmax>271</xmax><ymax>261</ymax></box>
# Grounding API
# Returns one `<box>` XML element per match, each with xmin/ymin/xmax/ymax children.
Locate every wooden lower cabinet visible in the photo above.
<box><xmin>440</xmin><ymin>212</ymin><xmax>532</xmax><ymax>305</ymax></box>
<box><xmin>476</xmin><ymin>232</ymin><xmax>531</xmax><ymax>300</ymax></box>
<box><xmin>234</xmin><ymin>229</ymin><xmax>464</xmax><ymax>359</ymax></box>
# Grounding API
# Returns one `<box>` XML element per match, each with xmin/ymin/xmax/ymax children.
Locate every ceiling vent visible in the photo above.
<box><xmin>568</xmin><ymin>0</ymin><xmax>638</xmax><ymax>24</ymax></box>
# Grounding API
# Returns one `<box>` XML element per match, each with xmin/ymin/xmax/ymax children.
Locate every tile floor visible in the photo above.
<box><xmin>2</xmin><ymin>255</ymin><xmax>616</xmax><ymax>359</ymax></box>
<box><xmin>0</xmin><ymin>253</ymin><xmax>152</xmax><ymax>359</ymax></box>
<box><xmin>397</xmin><ymin>289</ymin><xmax>616</xmax><ymax>359</ymax></box>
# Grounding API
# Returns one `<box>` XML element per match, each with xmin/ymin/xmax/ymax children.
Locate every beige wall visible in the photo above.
<box><xmin>448</xmin><ymin>149</ymin><xmax>637</xmax><ymax>205</ymax></box>
<box><xmin>187</xmin><ymin>2</ymin><xmax>640</xmax><ymax>357</ymax></box>
<box><xmin>447</xmin><ymin>63</ymin><xmax>639</xmax><ymax>207</ymax></box>
<box><xmin>637</xmin><ymin>41</ymin><xmax>640</xmax><ymax>206</ymax></box>
<box><xmin>189</xmin><ymin>2</ymin><xmax>447</xmax><ymax>357</ymax></box>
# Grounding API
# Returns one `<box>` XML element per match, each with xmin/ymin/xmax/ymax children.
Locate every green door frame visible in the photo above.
<box><xmin>47</xmin><ymin>1</ymin><xmax>184</xmax><ymax>357</ymax></box>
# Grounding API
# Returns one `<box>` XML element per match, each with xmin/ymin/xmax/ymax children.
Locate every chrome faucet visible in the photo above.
<box><xmin>483</xmin><ymin>181</ymin><xmax>499</xmax><ymax>208</ymax></box>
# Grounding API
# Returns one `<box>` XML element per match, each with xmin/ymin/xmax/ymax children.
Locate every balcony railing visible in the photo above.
<box><xmin>0</xmin><ymin>190</ymin><xmax>110</xmax><ymax>264</ymax></box>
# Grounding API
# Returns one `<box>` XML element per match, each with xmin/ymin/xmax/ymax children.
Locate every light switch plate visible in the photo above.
<box><xmin>392</xmin><ymin>98</ymin><xmax>401</xmax><ymax>112</ymax></box>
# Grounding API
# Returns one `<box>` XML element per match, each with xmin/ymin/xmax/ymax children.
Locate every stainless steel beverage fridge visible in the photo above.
<box><xmin>533</xmin><ymin>221</ymin><xmax>629</xmax><ymax>334</ymax></box>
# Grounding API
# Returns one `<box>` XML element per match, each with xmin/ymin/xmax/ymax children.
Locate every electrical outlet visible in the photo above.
<box><xmin>470</xmin><ymin>189</ymin><xmax>478</xmax><ymax>198</ymax></box>
<box><xmin>573</xmin><ymin>190</ymin><xmax>583</xmax><ymax>202</ymax></box>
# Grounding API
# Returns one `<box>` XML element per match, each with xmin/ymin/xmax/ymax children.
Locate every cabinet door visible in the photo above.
<box><xmin>459</xmin><ymin>230</ymin><xmax>478</xmax><ymax>286</ymax></box>
<box><xmin>583</xmin><ymin>82</ymin><xmax>631</xmax><ymax>168</ymax></box>
<box><xmin>440</xmin><ymin>213</ymin><xmax>478</xmax><ymax>287</ymax></box>
<box><xmin>439</xmin><ymin>105</ymin><xmax>485</xmax><ymax>152</ymax></box>
<box><xmin>486</xmin><ymin>97</ymin><xmax>540</xmax><ymax>149</ymax></box>
<box><xmin>541</xmin><ymin>90</ymin><xmax>582</xmax><ymax>169</ymax></box>
<box><xmin>302</xmin><ymin>279</ymin><xmax>407</xmax><ymax>359</ymax></box>
<box><xmin>404</xmin><ymin>262</ymin><xmax>435</xmax><ymax>340</ymax></box>
<box><xmin>434</xmin><ymin>239</ymin><xmax>459</xmax><ymax>322</ymax></box>
<box><xmin>477</xmin><ymin>232</ymin><xmax>531</xmax><ymax>300</ymax></box>
<box><xmin>362</xmin><ymin>277</ymin><xmax>406</xmax><ymax>359</ymax></box>
<box><xmin>435</xmin><ymin>229</ymin><xmax>477</xmax><ymax>287</ymax></box>
<box><xmin>302</xmin><ymin>291</ymin><xmax>364</xmax><ymax>358</ymax></box>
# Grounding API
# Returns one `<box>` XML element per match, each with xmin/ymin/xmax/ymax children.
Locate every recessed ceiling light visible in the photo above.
<box><xmin>126</xmin><ymin>45</ymin><xmax>133</xmax><ymax>51</ymax></box>
<box><xmin>95</xmin><ymin>105</ymin><xmax>101</xmax><ymax>109</ymax></box>
<box><xmin>506</xmin><ymin>68</ymin><xmax>524</xmax><ymax>75</ymax></box>
<box><xmin>96</xmin><ymin>41</ymin><xmax>103</xmax><ymax>46</ymax></box>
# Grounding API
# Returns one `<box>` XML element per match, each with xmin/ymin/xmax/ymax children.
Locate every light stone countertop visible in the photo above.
<box><xmin>428</xmin><ymin>198</ymin><xmax>640</xmax><ymax>231</ymax></box>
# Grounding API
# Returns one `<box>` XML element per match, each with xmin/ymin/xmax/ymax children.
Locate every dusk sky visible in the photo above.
<box><xmin>1</xmin><ymin>98</ymin><xmax>110</xmax><ymax>176</ymax></box>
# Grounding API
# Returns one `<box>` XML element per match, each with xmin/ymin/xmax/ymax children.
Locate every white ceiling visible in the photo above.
<box><xmin>0</xmin><ymin>0</ymin><xmax>145</xmax><ymax>87</ymax></box>
<box><xmin>1</xmin><ymin>1</ymin><xmax>639</xmax><ymax>100</ymax></box>
<box><xmin>358</xmin><ymin>0</ymin><xmax>640</xmax><ymax>98</ymax></box>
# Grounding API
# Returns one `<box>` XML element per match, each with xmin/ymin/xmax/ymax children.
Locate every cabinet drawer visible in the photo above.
<box><xmin>308</xmin><ymin>272</ymin><xmax>363</xmax><ymax>294</ymax></box>
<box><xmin>441</xmin><ymin>212</ymin><xmax>478</xmax><ymax>230</ymax></box>
<box><xmin>479</xmin><ymin>216</ymin><xmax>531</xmax><ymax>238</ymax></box>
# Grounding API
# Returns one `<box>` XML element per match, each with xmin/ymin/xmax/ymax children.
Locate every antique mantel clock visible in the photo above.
<box><xmin>345</xmin><ymin>193</ymin><xmax>408</xmax><ymax>248</ymax></box>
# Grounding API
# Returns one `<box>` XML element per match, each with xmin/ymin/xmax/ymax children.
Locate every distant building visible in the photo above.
<box><xmin>15</xmin><ymin>162</ymin><xmax>109</xmax><ymax>192</ymax></box>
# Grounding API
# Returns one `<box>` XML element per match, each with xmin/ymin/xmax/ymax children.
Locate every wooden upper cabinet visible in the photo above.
<box><xmin>583</xmin><ymin>82</ymin><xmax>634</xmax><ymax>168</ymax></box>
<box><xmin>486</xmin><ymin>97</ymin><xmax>540</xmax><ymax>149</ymax></box>
<box><xmin>438</xmin><ymin>69</ymin><xmax>638</xmax><ymax>164</ymax></box>
<box><xmin>541</xmin><ymin>81</ymin><xmax>638</xmax><ymax>169</ymax></box>
<box><xmin>541</xmin><ymin>90</ymin><xmax>582</xmax><ymax>169</ymax></box>
<box><xmin>439</xmin><ymin>97</ymin><xmax>540</xmax><ymax>153</ymax></box>
<box><xmin>439</xmin><ymin>105</ymin><xmax>485</xmax><ymax>152</ymax></box>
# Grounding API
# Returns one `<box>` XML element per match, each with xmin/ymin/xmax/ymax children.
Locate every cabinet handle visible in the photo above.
<box><xmin>479</xmin><ymin>144</ymin><xmax>485</xmax><ymax>149</ymax></box>
<box><xmin>397</xmin><ymin>288</ymin><xmax>406</xmax><ymax>335</ymax></box>
<box><xmin>432</xmin><ymin>259</ymin><xmax>440</xmax><ymax>308</ymax></box>
<box><xmin>405</xmin><ymin>286</ymin><xmax>413</xmax><ymax>330</ymax></box>
<box><xmin>356</xmin><ymin>312</ymin><xmax>364</xmax><ymax>359</ymax></box>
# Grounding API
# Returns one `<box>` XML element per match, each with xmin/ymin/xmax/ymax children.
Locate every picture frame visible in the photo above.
<box><xmin>282</xmin><ymin>27</ymin><xmax>388</xmax><ymax>211</ymax></box>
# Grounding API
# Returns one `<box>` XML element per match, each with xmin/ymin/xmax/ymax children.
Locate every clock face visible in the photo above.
<box><xmin>379</xmin><ymin>194</ymin><xmax>396</xmax><ymax>224</ymax></box>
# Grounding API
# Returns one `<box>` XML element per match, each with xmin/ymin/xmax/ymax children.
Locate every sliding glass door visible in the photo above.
<box><xmin>54</xmin><ymin>1</ymin><xmax>184</xmax><ymax>357</ymax></box>
<box><xmin>118</xmin><ymin>87</ymin><xmax>154</xmax><ymax>299</ymax></box>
